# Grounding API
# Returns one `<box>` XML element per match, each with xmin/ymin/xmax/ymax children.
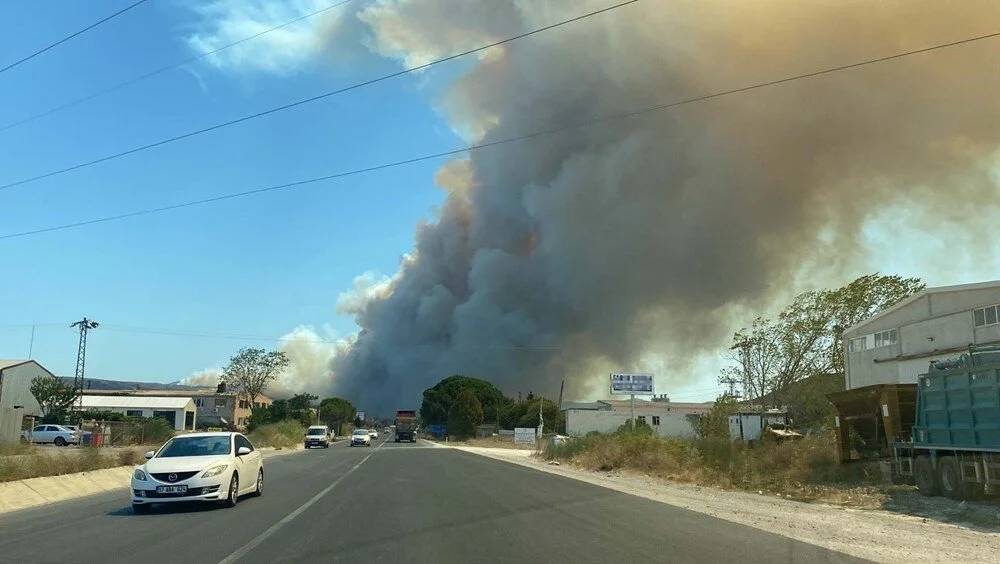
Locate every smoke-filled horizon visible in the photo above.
<box><xmin>263</xmin><ymin>0</ymin><xmax>999</xmax><ymax>413</ymax></box>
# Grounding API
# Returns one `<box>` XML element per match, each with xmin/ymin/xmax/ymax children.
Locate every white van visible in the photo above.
<box><xmin>304</xmin><ymin>425</ymin><xmax>331</xmax><ymax>448</ymax></box>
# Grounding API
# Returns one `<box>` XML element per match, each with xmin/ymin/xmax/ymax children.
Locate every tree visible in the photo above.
<box><xmin>420</xmin><ymin>375</ymin><xmax>504</xmax><ymax>426</ymax></box>
<box><xmin>722</xmin><ymin>274</ymin><xmax>923</xmax><ymax>409</ymax></box>
<box><xmin>447</xmin><ymin>389</ymin><xmax>483</xmax><ymax>439</ymax></box>
<box><xmin>30</xmin><ymin>375</ymin><xmax>76</xmax><ymax>422</ymax></box>
<box><xmin>319</xmin><ymin>397</ymin><xmax>355</xmax><ymax>431</ymax></box>
<box><xmin>288</xmin><ymin>393</ymin><xmax>318</xmax><ymax>426</ymax></box>
<box><xmin>696</xmin><ymin>394</ymin><xmax>740</xmax><ymax>439</ymax></box>
<box><xmin>221</xmin><ymin>348</ymin><xmax>289</xmax><ymax>407</ymax></box>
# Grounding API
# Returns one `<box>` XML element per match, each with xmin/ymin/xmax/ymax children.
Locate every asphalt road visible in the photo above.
<box><xmin>0</xmin><ymin>437</ymin><xmax>865</xmax><ymax>563</ymax></box>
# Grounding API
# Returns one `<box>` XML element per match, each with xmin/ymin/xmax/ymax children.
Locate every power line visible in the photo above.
<box><xmin>0</xmin><ymin>0</ymin><xmax>356</xmax><ymax>134</ymax></box>
<box><xmin>1</xmin><ymin>28</ymin><xmax>995</xmax><ymax>241</ymax></box>
<box><xmin>0</xmin><ymin>0</ymin><xmax>152</xmax><ymax>75</ymax></box>
<box><xmin>0</xmin><ymin>0</ymin><xmax>641</xmax><ymax>193</ymax></box>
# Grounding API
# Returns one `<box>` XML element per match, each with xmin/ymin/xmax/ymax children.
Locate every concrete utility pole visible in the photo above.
<box><xmin>630</xmin><ymin>393</ymin><xmax>635</xmax><ymax>430</ymax></box>
<box><xmin>71</xmin><ymin>318</ymin><xmax>99</xmax><ymax>409</ymax></box>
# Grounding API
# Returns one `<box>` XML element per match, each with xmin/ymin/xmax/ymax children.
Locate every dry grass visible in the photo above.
<box><xmin>248</xmin><ymin>420</ymin><xmax>305</xmax><ymax>449</ymax></box>
<box><xmin>544</xmin><ymin>431</ymin><xmax>890</xmax><ymax>506</ymax></box>
<box><xmin>0</xmin><ymin>446</ymin><xmax>147</xmax><ymax>483</ymax></box>
<box><xmin>447</xmin><ymin>437</ymin><xmax>537</xmax><ymax>450</ymax></box>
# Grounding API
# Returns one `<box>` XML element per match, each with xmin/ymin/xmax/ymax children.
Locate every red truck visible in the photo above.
<box><xmin>394</xmin><ymin>410</ymin><xmax>417</xmax><ymax>443</ymax></box>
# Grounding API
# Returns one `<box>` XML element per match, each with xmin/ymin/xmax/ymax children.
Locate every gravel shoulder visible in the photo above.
<box><xmin>448</xmin><ymin>445</ymin><xmax>1000</xmax><ymax>563</ymax></box>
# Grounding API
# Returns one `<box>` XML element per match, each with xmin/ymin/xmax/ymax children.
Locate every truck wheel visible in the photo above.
<box><xmin>914</xmin><ymin>456</ymin><xmax>939</xmax><ymax>496</ymax></box>
<box><xmin>938</xmin><ymin>457</ymin><xmax>963</xmax><ymax>500</ymax></box>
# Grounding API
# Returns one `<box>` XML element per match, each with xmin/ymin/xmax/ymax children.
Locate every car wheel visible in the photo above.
<box><xmin>253</xmin><ymin>469</ymin><xmax>263</xmax><ymax>497</ymax></box>
<box><xmin>914</xmin><ymin>455</ymin><xmax>939</xmax><ymax>496</ymax></box>
<box><xmin>19</xmin><ymin>436</ymin><xmax>28</xmax><ymax>444</ymax></box>
<box><xmin>223</xmin><ymin>474</ymin><xmax>239</xmax><ymax>508</ymax></box>
<box><xmin>54</xmin><ymin>436</ymin><xmax>66</xmax><ymax>447</ymax></box>
<box><xmin>132</xmin><ymin>503</ymin><xmax>150</xmax><ymax>514</ymax></box>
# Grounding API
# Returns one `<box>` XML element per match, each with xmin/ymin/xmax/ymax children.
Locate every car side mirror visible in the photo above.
<box><xmin>144</xmin><ymin>451</ymin><xmax>155</xmax><ymax>460</ymax></box>
<box><xmin>237</xmin><ymin>446</ymin><xmax>251</xmax><ymax>456</ymax></box>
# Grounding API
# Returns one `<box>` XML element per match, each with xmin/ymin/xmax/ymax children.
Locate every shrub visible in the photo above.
<box><xmin>248</xmin><ymin>420</ymin><xmax>305</xmax><ymax>449</ymax></box>
<box><xmin>117</xmin><ymin>448</ymin><xmax>144</xmax><ymax>466</ymax></box>
<box><xmin>140</xmin><ymin>417</ymin><xmax>175</xmax><ymax>444</ymax></box>
<box><xmin>447</xmin><ymin>389</ymin><xmax>483</xmax><ymax>439</ymax></box>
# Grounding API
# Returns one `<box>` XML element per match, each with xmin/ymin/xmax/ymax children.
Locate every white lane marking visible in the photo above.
<box><xmin>217</xmin><ymin>440</ymin><xmax>384</xmax><ymax>564</ymax></box>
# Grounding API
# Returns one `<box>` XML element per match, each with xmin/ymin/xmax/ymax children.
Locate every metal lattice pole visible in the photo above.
<box><xmin>71</xmin><ymin>317</ymin><xmax>99</xmax><ymax>410</ymax></box>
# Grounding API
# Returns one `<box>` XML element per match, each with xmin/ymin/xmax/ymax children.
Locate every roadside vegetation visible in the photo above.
<box><xmin>0</xmin><ymin>446</ymin><xmax>148</xmax><ymax>483</ymax></box>
<box><xmin>247</xmin><ymin>420</ymin><xmax>305</xmax><ymax>449</ymax></box>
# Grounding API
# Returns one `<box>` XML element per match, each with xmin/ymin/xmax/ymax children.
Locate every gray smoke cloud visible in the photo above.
<box><xmin>303</xmin><ymin>0</ymin><xmax>1000</xmax><ymax>414</ymax></box>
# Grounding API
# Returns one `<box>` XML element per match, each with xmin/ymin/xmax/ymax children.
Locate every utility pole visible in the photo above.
<box><xmin>27</xmin><ymin>324</ymin><xmax>35</xmax><ymax>358</ymax></box>
<box><xmin>719</xmin><ymin>374</ymin><xmax>742</xmax><ymax>399</ymax></box>
<box><xmin>71</xmin><ymin>318</ymin><xmax>99</xmax><ymax>410</ymax></box>
<box><xmin>630</xmin><ymin>393</ymin><xmax>635</xmax><ymax>430</ymax></box>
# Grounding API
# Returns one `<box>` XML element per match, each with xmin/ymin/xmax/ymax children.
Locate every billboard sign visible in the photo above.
<box><xmin>514</xmin><ymin>427</ymin><xmax>536</xmax><ymax>444</ymax></box>
<box><xmin>610</xmin><ymin>372</ymin><xmax>654</xmax><ymax>395</ymax></box>
<box><xmin>356</xmin><ymin>411</ymin><xmax>366</xmax><ymax>423</ymax></box>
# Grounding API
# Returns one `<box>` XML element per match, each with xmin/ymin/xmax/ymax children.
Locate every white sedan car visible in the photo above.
<box><xmin>130</xmin><ymin>432</ymin><xmax>263</xmax><ymax>513</ymax></box>
<box><xmin>21</xmin><ymin>424</ymin><xmax>81</xmax><ymax>446</ymax></box>
<box><xmin>350</xmin><ymin>429</ymin><xmax>372</xmax><ymax>447</ymax></box>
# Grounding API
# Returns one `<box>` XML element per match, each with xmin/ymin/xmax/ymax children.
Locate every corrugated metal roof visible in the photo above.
<box><xmin>79</xmin><ymin>395</ymin><xmax>194</xmax><ymax>409</ymax></box>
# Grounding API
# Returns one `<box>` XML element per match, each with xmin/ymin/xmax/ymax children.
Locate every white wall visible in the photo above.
<box><xmin>79</xmin><ymin>405</ymin><xmax>194</xmax><ymax>430</ymax></box>
<box><xmin>0</xmin><ymin>363</ymin><xmax>45</xmax><ymax>444</ymax></box>
<box><xmin>566</xmin><ymin>409</ymin><xmax>698</xmax><ymax>439</ymax></box>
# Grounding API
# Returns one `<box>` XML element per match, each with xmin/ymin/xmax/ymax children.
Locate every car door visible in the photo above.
<box><xmin>235</xmin><ymin>435</ymin><xmax>260</xmax><ymax>492</ymax></box>
<box><xmin>30</xmin><ymin>425</ymin><xmax>48</xmax><ymax>443</ymax></box>
<box><xmin>38</xmin><ymin>425</ymin><xmax>57</xmax><ymax>443</ymax></box>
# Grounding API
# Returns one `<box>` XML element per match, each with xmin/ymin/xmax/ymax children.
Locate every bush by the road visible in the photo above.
<box><xmin>0</xmin><ymin>447</ymin><xmax>147</xmax><ymax>483</ymax></box>
<box><xmin>247</xmin><ymin>420</ymin><xmax>305</xmax><ymax>449</ymax></box>
<box><xmin>544</xmin><ymin>429</ymin><xmax>875</xmax><ymax>500</ymax></box>
<box><xmin>447</xmin><ymin>389</ymin><xmax>483</xmax><ymax>439</ymax></box>
<box><xmin>140</xmin><ymin>417</ymin><xmax>175</xmax><ymax>444</ymax></box>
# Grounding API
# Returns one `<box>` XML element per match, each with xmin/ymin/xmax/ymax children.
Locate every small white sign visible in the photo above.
<box><xmin>881</xmin><ymin>404</ymin><xmax>889</xmax><ymax>417</ymax></box>
<box><xmin>356</xmin><ymin>411</ymin><xmax>366</xmax><ymax>422</ymax></box>
<box><xmin>514</xmin><ymin>427</ymin><xmax>536</xmax><ymax>444</ymax></box>
<box><xmin>610</xmin><ymin>372</ymin><xmax>654</xmax><ymax>395</ymax></box>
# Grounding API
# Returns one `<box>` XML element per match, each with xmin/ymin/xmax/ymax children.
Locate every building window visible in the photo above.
<box><xmin>651</xmin><ymin>416</ymin><xmax>660</xmax><ymax>426</ymax></box>
<box><xmin>974</xmin><ymin>305</ymin><xmax>1000</xmax><ymax>328</ymax></box>
<box><xmin>126</xmin><ymin>410</ymin><xmax>143</xmax><ymax>417</ymax></box>
<box><xmin>874</xmin><ymin>329</ymin><xmax>897</xmax><ymax>348</ymax></box>
<box><xmin>194</xmin><ymin>398</ymin><xmax>203</xmax><ymax>407</ymax></box>
<box><xmin>239</xmin><ymin>400</ymin><xmax>250</xmax><ymax>409</ymax></box>
<box><xmin>849</xmin><ymin>337</ymin><xmax>867</xmax><ymax>352</ymax></box>
<box><xmin>637</xmin><ymin>415</ymin><xmax>646</xmax><ymax>424</ymax></box>
<box><xmin>215</xmin><ymin>398</ymin><xmax>227</xmax><ymax>407</ymax></box>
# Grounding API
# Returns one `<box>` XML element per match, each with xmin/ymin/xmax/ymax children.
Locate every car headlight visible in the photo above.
<box><xmin>133</xmin><ymin>469</ymin><xmax>147</xmax><ymax>481</ymax></box>
<box><xmin>201</xmin><ymin>464</ymin><xmax>229</xmax><ymax>478</ymax></box>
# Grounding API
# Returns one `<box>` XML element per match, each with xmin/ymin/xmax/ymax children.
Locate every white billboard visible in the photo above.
<box><xmin>356</xmin><ymin>411</ymin><xmax>366</xmax><ymax>423</ymax></box>
<box><xmin>610</xmin><ymin>372</ymin><xmax>654</xmax><ymax>395</ymax></box>
<box><xmin>514</xmin><ymin>427</ymin><xmax>536</xmax><ymax>444</ymax></box>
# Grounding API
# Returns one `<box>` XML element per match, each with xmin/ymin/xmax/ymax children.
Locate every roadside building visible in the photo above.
<box><xmin>78</xmin><ymin>395</ymin><xmax>197</xmax><ymax>431</ymax></box>
<box><xmin>842</xmin><ymin>280</ymin><xmax>1000</xmax><ymax>389</ymax></box>
<box><xmin>562</xmin><ymin>399</ymin><xmax>712</xmax><ymax>439</ymax></box>
<box><xmin>84</xmin><ymin>388</ymin><xmax>272</xmax><ymax>430</ymax></box>
<box><xmin>0</xmin><ymin>360</ymin><xmax>46</xmax><ymax>443</ymax></box>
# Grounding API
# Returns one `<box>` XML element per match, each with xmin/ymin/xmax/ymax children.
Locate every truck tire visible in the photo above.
<box><xmin>938</xmin><ymin>457</ymin><xmax>980</xmax><ymax>500</ymax></box>
<box><xmin>914</xmin><ymin>456</ymin><xmax>940</xmax><ymax>496</ymax></box>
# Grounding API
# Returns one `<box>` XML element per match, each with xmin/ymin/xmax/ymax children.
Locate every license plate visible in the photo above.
<box><xmin>156</xmin><ymin>485</ymin><xmax>188</xmax><ymax>494</ymax></box>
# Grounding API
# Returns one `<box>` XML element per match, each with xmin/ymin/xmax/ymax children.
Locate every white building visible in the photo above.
<box><xmin>78</xmin><ymin>395</ymin><xmax>197</xmax><ymax>431</ymax></box>
<box><xmin>843</xmin><ymin>280</ymin><xmax>1000</xmax><ymax>390</ymax></box>
<box><xmin>562</xmin><ymin>399</ymin><xmax>712</xmax><ymax>439</ymax></box>
<box><xmin>0</xmin><ymin>360</ymin><xmax>46</xmax><ymax>443</ymax></box>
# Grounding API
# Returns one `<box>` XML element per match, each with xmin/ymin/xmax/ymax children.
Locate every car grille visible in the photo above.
<box><xmin>150</xmin><ymin>471</ymin><xmax>199</xmax><ymax>483</ymax></box>
<box><xmin>138</xmin><ymin>486</ymin><xmax>219</xmax><ymax>499</ymax></box>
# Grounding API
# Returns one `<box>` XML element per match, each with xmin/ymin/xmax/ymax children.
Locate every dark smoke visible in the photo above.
<box><xmin>321</xmin><ymin>0</ymin><xmax>1000</xmax><ymax>413</ymax></box>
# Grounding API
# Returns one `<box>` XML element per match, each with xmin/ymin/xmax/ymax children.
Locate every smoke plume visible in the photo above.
<box><xmin>284</xmin><ymin>0</ymin><xmax>1000</xmax><ymax>413</ymax></box>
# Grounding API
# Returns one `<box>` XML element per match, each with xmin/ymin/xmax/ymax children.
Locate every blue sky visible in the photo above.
<box><xmin>0</xmin><ymin>0</ymin><xmax>457</xmax><ymax>380</ymax></box>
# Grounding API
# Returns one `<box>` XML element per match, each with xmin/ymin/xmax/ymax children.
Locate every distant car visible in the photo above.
<box><xmin>130</xmin><ymin>432</ymin><xmax>263</xmax><ymax>514</ymax></box>
<box><xmin>21</xmin><ymin>424</ymin><xmax>81</xmax><ymax>446</ymax></box>
<box><xmin>369</xmin><ymin>430</ymin><xmax>379</xmax><ymax>440</ymax></box>
<box><xmin>304</xmin><ymin>425</ymin><xmax>331</xmax><ymax>448</ymax></box>
<box><xmin>350</xmin><ymin>429</ymin><xmax>371</xmax><ymax>447</ymax></box>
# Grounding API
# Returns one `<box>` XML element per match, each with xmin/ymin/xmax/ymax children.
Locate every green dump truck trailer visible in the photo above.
<box><xmin>892</xmin><ymin>345</ymin><xmax>1000</xmax><ymax>499</ymax></box>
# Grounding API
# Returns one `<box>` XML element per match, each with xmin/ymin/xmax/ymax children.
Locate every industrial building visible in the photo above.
<box><xmin>83</xmin><ymin>387</ymin><xmax>271</xmax><ymax>429</ymax></box>
<box><xmin>0</xmin><ymin>360</ymin><xmax>46</xmax><ymax>443</ymax></box>
<box><xmin>842</xmin><ymin>280</ymin><xmax>1000</xmax><ymax>390</ymax></box>
<box><xmin>78</xmin><ymin>395</ymin><xmax>197</xmax><ymax>431</ymax></box>
<box><xmin>562</xmin><ymin>399</ymin><xmax>712</xmax><ymax>439</ymax></box>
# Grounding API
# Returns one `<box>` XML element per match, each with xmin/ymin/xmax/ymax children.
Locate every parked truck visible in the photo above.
<box><xmin>891</xmin><ymin>345</ymin><xmax>1000</xmax><ymax>499</ymax></box>
<box><xmin>394</xmin><ymin>409</ymin><xmax>417</xmax><ymax>443</ymax></box>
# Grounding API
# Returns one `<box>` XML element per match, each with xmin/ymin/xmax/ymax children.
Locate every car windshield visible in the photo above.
<box><xmin>158</xmin><ymin>436</ymin><xmax>231</xmax><ymax>457</ymax></box>
<box><xmin>353</xmin><ymin>429</ymin><xmax>368</xmax><ymax>436</ymax></box>
<box><xmin>307</xmin><ymin>428</ymin><xmax>326</xmax><ymax>435</ymax></box>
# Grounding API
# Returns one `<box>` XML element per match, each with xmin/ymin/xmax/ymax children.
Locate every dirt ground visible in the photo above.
<box><xmin>449</xmin><ymin>445</ymin><xmax>1000</xmax><ymax>563</ymax></box>
<box><xmin>443</xmin><ymin>437</ymin><xmax>537</xmax><ymax>450</ymax></box>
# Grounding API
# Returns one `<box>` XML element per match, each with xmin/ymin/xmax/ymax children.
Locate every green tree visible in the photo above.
<box><xmin>511</xmin><ymin>398</ymin><xmax>564</xmax><ymax>433</ymax></box>
<box><xmin>30</xmin><ymin>375</ymin><xmax>76</xmax><ymax>422</ymax></box>
<box><xmin>221</xmin><ymin>347</ymin><xmax>289</xmax><ymax>407</ymax></box>
<box><xmin>447</xmin><ymin>389</ymin><xmax>483</xmax><ymax>439</ymax></box>
<box><xmin>319</xmin><ymin>397</ymin><xmax>355</xmax><ymax>432</ymax></box>
<box><xmin>421</xmin><ymin>375</ymin><xmax>504</xmax><ymax>425</ymax></box>
<box><xmin>696</xmin><ymin>394</ymin><xmax>740</xmax><ymax>439</ymax></box>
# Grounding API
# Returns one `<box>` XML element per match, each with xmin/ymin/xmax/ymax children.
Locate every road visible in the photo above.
<box><xmin>0</xmin><ymin>437</ymin><xmax>864</xmax><ymax>563</ymax></box>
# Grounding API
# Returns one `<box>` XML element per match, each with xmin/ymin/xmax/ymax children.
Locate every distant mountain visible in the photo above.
<box><xmin>58</xmin><ymin>377</ymin><xmax>204</xmax><ymax>391</ymax></box>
